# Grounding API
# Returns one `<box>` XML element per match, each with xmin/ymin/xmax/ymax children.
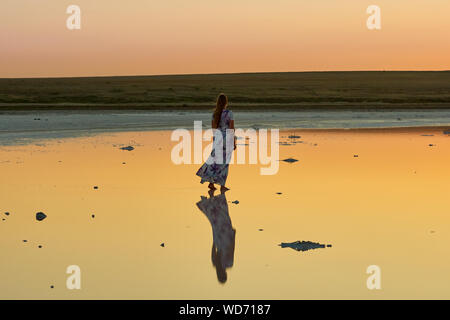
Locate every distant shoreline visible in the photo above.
<box><xmin>1</xmin><ymin>71</ymin><xmax>449</xmax><ymax>111</ymax></box>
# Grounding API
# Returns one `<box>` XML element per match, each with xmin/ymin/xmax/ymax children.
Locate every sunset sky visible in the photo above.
<box><xmin>1</xmin><ymin>0</ymin><xmax>449</xmax><ymax>78</ymax></box>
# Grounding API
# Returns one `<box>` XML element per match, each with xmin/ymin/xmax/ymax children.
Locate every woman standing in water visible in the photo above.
<box><xmin>196</xmin><ymin>94</ymin><xmax>236</xmax><ymax>193</ymax></box>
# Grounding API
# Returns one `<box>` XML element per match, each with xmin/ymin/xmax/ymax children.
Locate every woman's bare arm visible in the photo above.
<box><xmin>230</xmin><ymin>120</ymin><xmax>236</xmax><ymax>149</ymax></box>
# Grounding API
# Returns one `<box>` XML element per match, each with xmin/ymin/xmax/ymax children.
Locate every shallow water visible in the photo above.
<box><xmin>2</xmin><ymin>109</ymin><xmax>450</xmax><ymax>145</ymax></box>
<box><xmin>1</xmin><ymin>128</ymin><xmax>450</xmax><ymax>299</ymax></box>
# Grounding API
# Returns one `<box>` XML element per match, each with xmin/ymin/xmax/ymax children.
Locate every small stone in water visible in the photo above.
<box><xmin>36</xmin><ymin>212</ymin><xmax>47</xmax><ymax>221</ymax></box>
<box><xmin>282</xmin><ymin>158</ymin><xmax>298</xmax><ymax>163</ymax></box>
<box><xmin>120</xmin><ymin>146</ymin><xmax>134</xmax><ymax>151</ymax></box>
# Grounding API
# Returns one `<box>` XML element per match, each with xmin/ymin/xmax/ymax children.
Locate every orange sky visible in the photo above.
<box><xmin>1</xmin><ymin>0</ymin><xmax>449</xmax><ymax>78</ymax></box>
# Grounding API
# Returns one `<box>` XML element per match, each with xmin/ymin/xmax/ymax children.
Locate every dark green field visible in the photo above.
<box><xmin>0</xmin><ymin>71</ymin><xmax>449</xmax><ymax>110</ymax></box>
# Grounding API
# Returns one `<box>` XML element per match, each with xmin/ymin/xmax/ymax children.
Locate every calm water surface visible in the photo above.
<box><xmin>1</xmin><ymin>128</ymin><xmax>449</xmax><ymax>299</ymax></box>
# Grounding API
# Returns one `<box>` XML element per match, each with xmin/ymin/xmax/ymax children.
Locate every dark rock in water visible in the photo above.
<box><xmin>23</xmin><ymin>240</ymin><xmax>28</xmax><ymax>243</ymax></box>
<box><xmin>4</xmin><ymin>212</ymin><xmax>10</xmax><ymax>216</ymax></box>
<box><xmin>122</xmin><ymin>162</ymin><xmax>126</xmax><ymax>165</ymax></box>
<box><xmin>288</xmin><ymin>135</ymin><xmax>301</xmax><ymax>139</ymax></box>
<box><xmin>160</xmin><ymin>243</ymin><xmax>165</xmax><ymax>247</ymax></box>
<box><xmin>50</xmin><ymin>285</ymin><xmax>54</xmax><ymax>289</ymax></box>
<box><xmin>2</xmin><ymin>219</ymin><xmax>5</xmax><ymax>221</ymax></box>
<box><xmin>279</xmin><ymin>240</ymin><xmax>331</xmax><ymax>252</ymax></box>
<box><xmin>354</xmin><ymin>155</ymin><xmax>359</xmax><ymax>158</ymax></box>
<box><xmin>36</xmin><ymin>212</ymin><xmax>47</xmax><ymax>221</ymax></box>
<box><xmin>281</xmin><ymin>158</ymin><xmax>298</xmax><ymax>163</ymax></box>
<box><xmin>276</xmin><ymin>192</ymin><xmax>282</xmax><ymax>195</ymax></box>
<box><xmin>93</xmin><ymin>186</ymin><xmax>98</xmax><ymax>190</ymax></box>
<box><xmin>91</xmin><ymin>214</ymin><xmax>95</xmax><ymax>218</ymax></box>
<box><xmin>232</xmin><ymin>200</ymin><xmax>240</xmax><ymax>204</ymax></box>
<box><xmin>429</xmin><ymin>144</ymin><xmax>435</xmax><ymax>147</ymax></box>
<box><xmin>120</xmin><ymin>146</ymin><xmax>135</xmax><ymax>151</ymax></box>
<box><xmin>38</xmin><ymin>245</ymin><xmax>42</xmax><ymax>248</ymax></box>
<box><xmin>259</xmin><ymin>229</ymin><xmax>264</xmax><ymax>231</ymax></box>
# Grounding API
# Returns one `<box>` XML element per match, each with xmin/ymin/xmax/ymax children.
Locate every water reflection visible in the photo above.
<box><xmin>196</xmin><ymin>191</ymin><xmax>236</xmax><ymax>284</ymax></box>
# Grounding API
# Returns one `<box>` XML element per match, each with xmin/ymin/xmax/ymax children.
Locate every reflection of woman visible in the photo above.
<box><xmin>196</xmin><ymin>93</ymin><xmax>236</xmax><ymax>193</ymax></box>
<box><xmin>196</xmin><ymin>192</ymin><xmax>236</xmax><ymax>284</ymax></box>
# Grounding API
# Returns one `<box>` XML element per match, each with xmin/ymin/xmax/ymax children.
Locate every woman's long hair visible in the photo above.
<box><xmin>212</xmin><ymin>94</ymin><xmax>228</xmax><ymax>129</ymax></box>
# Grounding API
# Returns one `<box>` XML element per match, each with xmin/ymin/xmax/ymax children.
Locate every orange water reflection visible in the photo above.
<box><xmin>0</xmin><ymin>128</ymin><xmax>449</xmax><ymax>299</ymax></box>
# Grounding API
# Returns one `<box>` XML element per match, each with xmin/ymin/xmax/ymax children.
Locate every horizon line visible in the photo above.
<box><xmin>1</xmin><ymin>69</ymin><xmax>449</xmax><ymax>80</ymax></box>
